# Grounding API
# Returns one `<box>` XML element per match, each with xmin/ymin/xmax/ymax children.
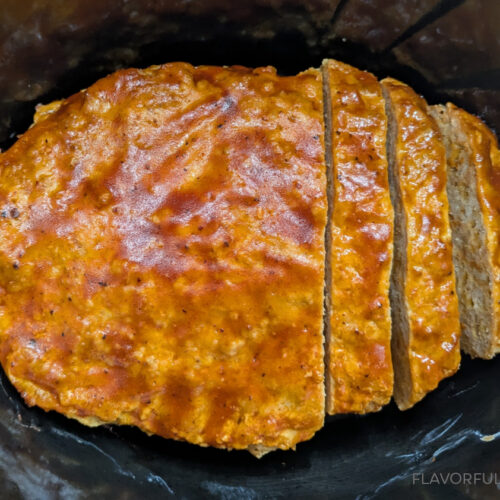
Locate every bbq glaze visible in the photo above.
<box><xmin>324</xmin><ymin>60</ymin><xmax>394</xmax><ymax>414</ymax></box>
<box><xmin>0</xmin><ymin>63</ymin><xmax>327</xmax><ymax>452</ymax></box>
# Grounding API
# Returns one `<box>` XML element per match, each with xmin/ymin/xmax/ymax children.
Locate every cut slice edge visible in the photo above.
<box><xmin>430</xmin><ymin>103</ymin><xmax>500</xmax><ymax>359</ymax></box>
<box><xmin>380</xmin><ymin>78</ymin><xmax>412</xmax><ymax>410</ymax></box>
<box><xmin>321</xmin><ymin>59</ymin><xmax>335</xmax><ymax>416</ymax></box>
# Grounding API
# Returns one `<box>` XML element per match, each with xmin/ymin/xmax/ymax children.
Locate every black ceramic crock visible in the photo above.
<box><xmin>0</xmin><ymin>1</ymin><xmax>499</xmax><ymax>498</ymax></box>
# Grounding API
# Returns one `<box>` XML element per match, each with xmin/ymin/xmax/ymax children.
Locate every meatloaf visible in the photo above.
<box><xmin>0</xmin><ymin>59</ymin><xmax>497</xmax><ymax>455</ymax></box>
<box><xmin>0</xmin><ymin>63</ymin><xmax>328</xmax><ymax>455</ymax></box>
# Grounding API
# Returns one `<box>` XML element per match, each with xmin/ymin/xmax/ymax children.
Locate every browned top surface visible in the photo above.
<box><xmin>383</xmin><ymin>78</ymin><xmax>461</xmax><ymax>408</ymax></box>
<box><xmin>325</xmin><ymin>59</ymin><xmax>393</xmax><ymax>414</ymax></box>
<box><xmin>0</xmin><ymin>63</ymin><xmax>327</xmax><ymax>451</ymax></box>
<box><xmin>449</xmin><ymin>103</ymin><xmax>500</xmax><ymax>354</ymax></box>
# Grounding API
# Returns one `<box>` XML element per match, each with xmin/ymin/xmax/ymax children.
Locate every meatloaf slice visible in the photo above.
<box><xmin>431</xmin><ymin>103</ymin><xmax>500</xmax><ymax>359</ymax></box>
<box><xmin>322</xmin><ymin>59</ymin><xmax>394</xmax><ymax>415</ymax></box>
<box><xmin>382</xmin><ymin>78</ymin><xmax>461</xmax><ymax>410</ymax></box>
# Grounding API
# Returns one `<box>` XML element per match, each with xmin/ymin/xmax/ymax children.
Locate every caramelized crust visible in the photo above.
<box><xmin>382</xmin><ymin>78</ymin><xmax>461</xmax><ymax>410</ymax></box>
<box><xmin>323</xmin><ymin>60</ymin><xmax>394</xmax><ymax>414</ymax></box>
<box><xmin>0</xmin><ymin>63</ymin><xmax>327</xmax><ymax>452</ymax></box>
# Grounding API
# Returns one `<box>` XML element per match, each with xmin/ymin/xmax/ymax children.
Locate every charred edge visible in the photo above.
<box><xmin>321</xmin><ymin>61</ymin><xmax>334</xmax><ymax>415</ymax></box>
<box><xmin>381</xmin><ymin>83</ymin><xmax>412</xmax><ymax>410</ymax></box>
